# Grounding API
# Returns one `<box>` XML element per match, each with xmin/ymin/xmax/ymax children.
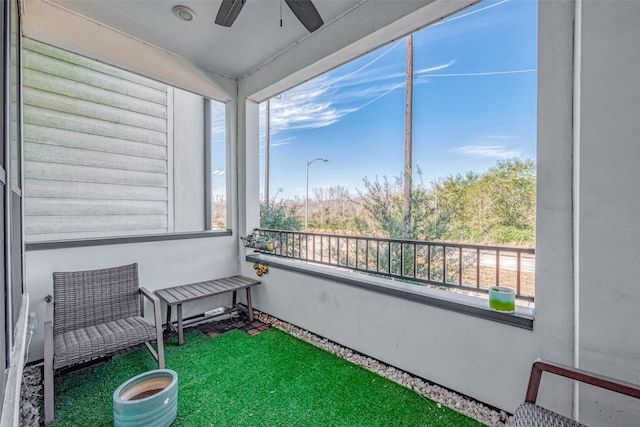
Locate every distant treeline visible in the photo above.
<box><xmin>261</xmin><ymin>158</ymin><xmax>536</xmax><ymax>245</ymax></box>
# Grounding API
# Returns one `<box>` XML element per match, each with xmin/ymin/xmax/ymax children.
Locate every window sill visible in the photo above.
<box><xmin>26</xmin><ymin>229</ymin><xmax>233</xmax><ymax>251</ymax></box>
<box><xmin>246</xmin><ymin>253</ymin><xmax>534</xmax><ymax>330</ymax></box>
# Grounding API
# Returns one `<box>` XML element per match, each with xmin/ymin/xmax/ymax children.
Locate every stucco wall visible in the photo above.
<box><xmin>577</xmin><ymin>1</ymin><xmax>640</xmax><ymax>425</ymax></box>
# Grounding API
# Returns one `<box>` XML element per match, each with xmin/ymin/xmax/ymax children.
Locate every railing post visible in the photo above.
<box><xmin>496</xmin><ymin>250</ymin><xmax>500</xmax><ymax>286</ymax></box>
<box><xmin>442</xmin><ymin>245</ymin><xmax>447</xmax><ymax>284</ymax></box>
<box><xmin>427</xmin><ymin>244</ymin><xmax>431</xmax><ymax>281</ymax></box>
<box><xmin>458</xmin><ymin>248</ymin><xmax>463</xmax><ymax>286</ymax></box>
<box><xmin>517</xmin><ymin>252</ymin><xmax>522</xmax><ymax>295</ymax></box>
<box><xmin>476</xmin><ymin>248</ymin><xmax>480</xmax><ymax>289</ymax></box>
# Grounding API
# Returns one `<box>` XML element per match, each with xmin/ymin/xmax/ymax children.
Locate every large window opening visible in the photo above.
<box><xmin>22</xmin><ymin>39</ymin><xmax>229</xmax><ymax>242</ymax></box>
<box><xmin>258</xmin><ymin>0</ymin><xmax>537</xmax><ymax>300</ymax></box>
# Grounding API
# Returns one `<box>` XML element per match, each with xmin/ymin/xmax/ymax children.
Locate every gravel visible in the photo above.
<box><xmin>21</xmin><ymin>363</ymin><xmax>42</xmax><ymax>426</ymax></box>
<box><xmin>254</xmin><ymin>310</ymin><xmax>512</xmax><ymax>427</ymax></box>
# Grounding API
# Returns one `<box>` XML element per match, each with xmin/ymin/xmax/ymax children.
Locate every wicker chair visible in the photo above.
<box><xmin>43</xmin><ymin>263</ymin><xmax>165</xmax><ymax>425</ymax></box>
<box><xmin>513</xmin><ymin>358</ymin><xmax>640</xmax><ymax>426</ymax></box>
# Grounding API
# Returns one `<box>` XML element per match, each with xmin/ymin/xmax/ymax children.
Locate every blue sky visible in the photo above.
<box><xmin>259</xmin><ymin>0</ymin><xmax>537</xmax><ymax>200</ymax></box>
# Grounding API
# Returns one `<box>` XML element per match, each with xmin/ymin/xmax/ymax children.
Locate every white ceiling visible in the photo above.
<box><xmin>47</xmin><ymin>0</ymin><xmax>363</xmax><ymax>80</ymax></box>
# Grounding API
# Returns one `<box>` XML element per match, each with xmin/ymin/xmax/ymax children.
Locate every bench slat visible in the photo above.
<box><xmin>156</xmin><ymin>276</ymin><xmax>261</xmax><ymax>305</ymax></box>
<box><xmin>188</xmin><ymin>282</ymin><xmax>213</xmax><ymax>296</ymax></box>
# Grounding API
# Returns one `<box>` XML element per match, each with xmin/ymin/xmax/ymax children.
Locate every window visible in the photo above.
<box><xmin>260</xmin><ymin>0</ymin><xmax>536</xmax><ymax>299</ymax></box>
<box><xmin>206</xmin><ymin>99</ymin><xmax>228</xmax><ymax>230</ymax></box>
<box><xmin>22</xmin><ymin>39</ymin><xmax>229</xmax><ymax>242</ymax></box>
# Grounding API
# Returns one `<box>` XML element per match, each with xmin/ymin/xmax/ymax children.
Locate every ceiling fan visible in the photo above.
<box><xmin>215</xmin><ymin>0</ymin><xmax>324</xmax><ymax>33</ymax></box>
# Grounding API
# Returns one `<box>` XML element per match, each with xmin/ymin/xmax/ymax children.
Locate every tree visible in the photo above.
<box><xmin>359</xmin><ymin>171</ymin><xmax>447</xmax><ymax>240</ymax></box>
<box><xmin>260</xmin><ymin>190</ymin><xmax>302</xmax><ymax>230</ymax></box>
<box><xmin>311</xmin><ymin>185</ymin><xmax>360</xmax><ymax>231</ymax></box>
<box><xmin>433</xmin><ymin>158</ymin><xmax>536</xmax><ymax>244</ymax></box>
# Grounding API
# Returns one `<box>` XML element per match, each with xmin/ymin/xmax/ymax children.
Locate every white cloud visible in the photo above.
<box><xmin>271</xmin><ymin>141</ymin><xmax>291</xmax><ymax>148</ymax></box>
<box><xmin>456</xmin><ymin>132</ymin><xmax>522</xmax><ymax>158</ymax></box>
<box><xmin>211</xmin><ymin>170</ymin><xmax>226</xmax><ymax>176</ymax></box>
<box><xmin>265</xmin><ymin>49</ymin><xmax>454</xmax><ymax>136</ymax></box>
<box><xmin>456</xmin><ymin>145</ymin><xmax>520</xmax><ymax>159</ymax></box>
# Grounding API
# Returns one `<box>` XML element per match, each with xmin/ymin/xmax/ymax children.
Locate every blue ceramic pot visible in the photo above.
<box><xmin>113</xmin><ymin>369</ymin><xmax>178</xmax><ymax>427</ymax></box>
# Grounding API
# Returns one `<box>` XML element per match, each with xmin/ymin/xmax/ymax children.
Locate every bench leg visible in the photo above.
<box><xmin>165</xmin><ymin>304</ymin><xmax>172</xmax><ymax>332</ymax></box>
<box><xmin>177</xmin><ymin>304</ymin><xmax>184</xmax><ymax>346</ymax></box>
<box><xmin>246</xmin><ymin>288</ymin><xmax>254</xmax><ymax>322</ymax></box>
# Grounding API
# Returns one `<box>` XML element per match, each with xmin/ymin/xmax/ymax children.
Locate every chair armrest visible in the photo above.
<box><xmin>139</xmin><ymin>287</ymin><xmax>160</xmax><ymax>305</ymax></box>
<box><xmin>525</xmin><ymin>358</ymin><xmax>640</xmax><ymax>404</ymax></box>
<box><xmin>139</xmin><ymin>287</ymin><xmax>165</xmax><ymax>368</ymax></box>
<box><xmin>139</xmin><ymin>287</ymin><xmax>161</xmax><ymax>318</ymax></box>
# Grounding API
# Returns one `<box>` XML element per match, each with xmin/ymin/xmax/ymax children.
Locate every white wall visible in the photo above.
<box><xmin>173</xmin><ymin>88</ymin><xmax>205</xmax><ymax>232</ymax></box>
<box><xmin>25</xmin><ymin>235</ymin><xmax>239</xmax><ymax>361</ymax></box>
<box><xmin>577</xmin><ymin>1</ymin><xmax>640</xmax><ymax>425</ymax></box>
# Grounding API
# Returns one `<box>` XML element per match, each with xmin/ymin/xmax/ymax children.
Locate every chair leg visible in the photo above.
<box><xmin>155</xmin><ymin>315</ymin><xmax>165</xmax><ymax>369</ymax></box>
<box><xmin>44</xmin><ymin>321</ymin><xmax>55</xmax><ymax>425</ymax></box>
<box><xmin>152</xmin><ymin>294</ymin><xmax>165</xmax><ymax>369</ymax></box>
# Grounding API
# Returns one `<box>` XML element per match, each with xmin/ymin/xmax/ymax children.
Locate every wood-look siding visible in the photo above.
<box><xmin>23</xmin><ymin>39</ymin><xmax>170</xmax><ymax>241</ymax></box>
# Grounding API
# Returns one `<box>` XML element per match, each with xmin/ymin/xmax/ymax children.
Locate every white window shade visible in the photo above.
<box><xmin>23</xmin><ymin>39</ymin><xmax>171</xmax><ymax>241</ymax></box>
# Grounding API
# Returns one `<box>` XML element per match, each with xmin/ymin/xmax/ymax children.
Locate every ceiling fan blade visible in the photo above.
<box><xmin>285</xmin><ymin>0</ymin><xmax>324</xmax><ymax>33</ymax></box>
<box><xmin>215</xmin><ymin>0</ymin><xmax>246</xmax><ymax>27</ymax></box>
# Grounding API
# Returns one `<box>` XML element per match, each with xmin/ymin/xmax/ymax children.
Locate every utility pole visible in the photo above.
<box><xmin>264</xmin><ymin>99</ymin><xmax>270</xmax><ymax>205</ymax></box>
<box><xmin>403</xmin><ymin>34</ymin><xmax>413</xmax><ymax>237</ymax></box>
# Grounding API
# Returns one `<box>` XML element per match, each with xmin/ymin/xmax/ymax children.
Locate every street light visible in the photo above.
<box><xmin>305</xmin><ymin>158</ymin><xmax>328</xmax><ymax>231</ymax></box>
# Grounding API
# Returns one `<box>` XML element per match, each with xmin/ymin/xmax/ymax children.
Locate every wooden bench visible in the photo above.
<box><xmin>155</xmin><ymin>275</ymin><xmax>261</xmax><ymax>345</ymax></box>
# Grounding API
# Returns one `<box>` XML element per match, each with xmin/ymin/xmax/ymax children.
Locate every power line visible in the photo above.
<box><xmin>417</xmin><ymin>69</ymin><xmax>536</xmax><ymax>78</ymax></box>
<box><xmin>286</xmin><ymin>39</ymin><xmax>404</xmax><ymax>96</ymax></box>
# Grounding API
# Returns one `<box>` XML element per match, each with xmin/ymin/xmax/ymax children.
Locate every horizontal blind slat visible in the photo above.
<box><xmin>25</xmin><ymin>179</ymin><xmax>168</xmax><ymax>201</ymax></box>
<box><xmin>24</xmin><ymin>87</ymin><xmax>167</xmax><ymax>132</ymax></box>
<box><xmin>25</xmin><ymin>143</ymin><xmax>167</xmax><ymax>174</ymax></box>
<box><xmin>26</xmin><ymin>215</ymin><xmax>168</xmax><ymax>234</ymax></box>
<box><xmin>24</xmin><ymin>124</ymin><xmax>167</xmax><ymax>160</ymax></box>
<box><xmin>24</xmin><ymin>69</ymin><xmax>167</xmax><ymax>118</ymax></box>
<box><xmin>24</xmin><ymin>161</ymin><xmax>168</xmax><ymax>187</ymax></box>
<box><xmin>25</xmin><ymin>198</ymin><xmax>168</xmax><ymax>216</ymax></box>
<box><xmin>24</xmin><ymin>106</ymin><xmax>166</xmax><ymax>146</ymax></box>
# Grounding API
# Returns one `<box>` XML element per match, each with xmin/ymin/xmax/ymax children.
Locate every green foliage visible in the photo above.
<box><xmin>359</xmin><ymin>173</ymin><xmax>449</xmax><ymax>241</ymax></box>
<box><xmin>434</xmin><ymin>158</ymin><xmax>536</xmax><ymax>244</ymax></box>
<box><xmin>262</xmin><ymin>159</ymin><xmax>536</xmax><ymax>245</ymax></box>
<box><xmin>361</xmin><ymin>158</ymin><xmax>536</xmax><ymax>245</ymax></box>
<box><xmin>490</xmin><ymin>225</ymin><xmax>535</xmax><ymax>244</ymax></box>
<box><xmin>260</xmin><ymin>194</ymin><xmax>302</xmax><ymax>230</ymax></box>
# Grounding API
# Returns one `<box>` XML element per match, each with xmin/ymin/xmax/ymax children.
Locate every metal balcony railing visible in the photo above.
<box><xmin>253</xmin><ymin>229</ymin><xmax>535</xmax><ymax>301</ymax></box>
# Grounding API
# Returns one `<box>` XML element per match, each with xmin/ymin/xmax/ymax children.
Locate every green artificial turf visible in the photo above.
<box><xmin>52</xmin><ymin>328</ymin><xmax>483</xmax><ymax>426</ymax></box>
